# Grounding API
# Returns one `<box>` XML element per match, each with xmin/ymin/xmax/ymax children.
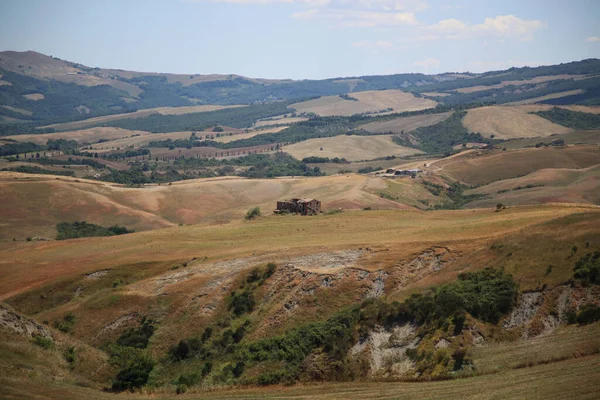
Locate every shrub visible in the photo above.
<box><xmin>405</xmin><ymin>268</ymin><xmax>516</xmax><ymax>325</ymax></box>
<box><xmin>177</xmin><ymin>372</ymin><xmax>200</xmax><ymax>387</ymax></box>
<box><xmin>53</xmin><ymin>313</ymin><xmax>76</xmax><ymax>333</ymax></box>
<box><xmin>56</xmin><ymin>221</ymin><xmax>133</xmax><ymax>240</ymax></box>
<box><xmin>108</xmin><ymin>345</ymin><xmax>155</xmax><ymax>392</ymax></box>
<box><xmin>32</xmin><ymin>336</ymin><xmax>53</xmax><ymax>349</ymax></box>
<box><xmin>111</xmin><ymin>356</ymin><xmax>155</xmax><ymax>392</ymax></box>
<box><xmin>245</xmin><ymin>207</ymin><xmax>261</xmax><ymax>220</ymax></box>
<box><xmin>264</xmin><ymin>263</ymin><xmax>277</xmax><ymax>279</ymax></box>
<box><xmin>201</xmin><ymin>326</ymin><xmax>213</xmax><ymax>342</ymax></box>
<box><xmin>116</xmin><ymin>317</ymin><xmax>155</xmax><ymax>349</ymax></box>
<box><xmin>227</xmin><ymin>289</ymin><xmax>256</xmax><ymax>317</ymax></box>
<box><xmin>202</xmin><ymin>361</ymin><xmax>213</xmax><ymax>377</ymax></box>
<box><xmin>576</xmin><ymin>304</ymin><xmax>600</xmax><ymax>325</ymax></box>
<box><xmin>573</xmin><ymin>251</ymin><xmax>600</xmax><ymax>285</ymax></box>
<box><xmin>64</xmin><ymin>346</ymin><xmax>77</xmax><ymax>367</ymax></box>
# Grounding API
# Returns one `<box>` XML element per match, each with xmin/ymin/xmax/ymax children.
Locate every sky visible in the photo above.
<box><xmin>0</xmin><ymin>0</ymin><xmax>599</xmax><ymax>79</ymax></box>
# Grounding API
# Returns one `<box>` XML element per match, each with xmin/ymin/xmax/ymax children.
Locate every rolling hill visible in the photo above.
<box><xmin>290</xmin><ymin>90</ymin><xmax>437</xmax><ymax>117</ymax></box>
<box><xmin>283</xmin><ymin>135</ymin><xmax>422</xmax><ymax>161</ymax></box>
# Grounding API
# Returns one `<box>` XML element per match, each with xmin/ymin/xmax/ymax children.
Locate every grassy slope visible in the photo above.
<box><xmin>465</xmin><ymin>165</ymin><xmax>600</xmax><ymax>207</ymax></box>
<box><xmin>436</xmin><ymin>146</ymin><xmax>600</xmax><ymax>186</ymax></box>
<box><xmin>290</xmin><ymin>90</ymin><xmax>436</xmax><ymax>117</ymax></box>
<box><xmin>0</xmin><ymin>204</ymin><xmax>594</xmax><ymax>301</ymax></box>
<box><xmin>0</xmin><ymin>173</ymin><xmax>410</xmax><ymax>241</ymax></box>
<box><xmin>502</xmin><ymin>130</ymin><xmax>600</xmax><ymax>149</ymax></box>
<box><xmin>6</xmin><ymin>127</ymin><xmax>151</xmax><ymax>145</ymax></box>
<box><xmin>462</xmin><ymin>106</ymin><xmax>572</xmax><ymax>139</ymax></box>
<box><xmin>358</xmin><ymin>111</ymin><xmax>452</xmax><ymax>134</ymax></box>
<box><xmin>283</xmin><ymin>135</ymin><xmax>422</xmax><ymax>161</ymax></box>
<box><xmin>40</xmin><ymin>105</ymin><xmax>243</xmax><ymax>131</ymax></box>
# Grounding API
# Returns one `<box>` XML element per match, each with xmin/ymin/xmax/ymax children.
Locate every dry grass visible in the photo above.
<box><xmin>283</xmin><ymin>135</ymin><xmax>422</xmax><ymax>161</ymax></box>
<box><xmin>254</xmin><ymin>116</ymin><xmax>308</xmax><ymax>127</ymax></box>
<box><xmin>0</xmin><ymin>202</ymin><xmax>592</xmax><ymax>301</ymax></box>
<box><xmin>1</xmin><ymin>353</ymin><xmax>599</xmax><ymax>399</ymax></box>
<box><xmin>41</xmin><ymin>105</ymin><xmax>243</xmax><ymax>132</ymax></box>
<box><xmin>466</xmin><ymin>165</ymin><xmax>600</xmax><ymax>207</ymax></box>
<box><xmin>502</xmin><ymin>130</ymin><xmax>600</xmax><ymax>150</ymax></box>
<box><xmin>306</xmin><ymin>157</ymin><xmax>431</xmax><ymax>175</ymax></box>
<box><xmin>213</xmin><ymin>127</ymin><xmax>287</xmax><ymax>143</ymax></box>
<box><xmin>560</xmin><ymin>105</ymin><xmax>600</xmax><ymax>114</ymax></box>
<box><xmin>7</xmin><ymin>127</ymin><xmax>151</xmax><ymax>145</ymax></box>
<box><xmin>506</xmin><ymin>90</ymin><xmax>585</xmax><ymax>105</ymax></box>
<box><xmin>1</xmin><ymin>105</ymin><xmax>33</xmax><ymax>116</ymax></box>
<box><xmin>422</xmin><ymin>92</ymin><xmax>451</xmax><ymax>97</ymax></box>
<box><xmin>0</xmin><ymin>51</ymin><xmax>142</xmax><ymax>97</ymax></box>
<box><xmin>359</xmin><ymin>112</ymin><xmax>452</xmax><ymax>133</ymax></box>
<box><xmin>436</xmin><ymin>145</ymin><xmax>600</xmax><ymax>185</ymax></box>
<box><xmin>23</xmin><ymin>93</ymin><xmax>44</xmax><ymax>100</ymax></box>
<box><xmin>455</xmin><ymin>74</ymin><xmax>587</xmax><ymax>93</ymax></box>
<box><xmin>290</xmin><ymin>90</ymin><xmax>436</xmax><ymax>117</ymax></box>
<box><xmin>462</xmin><ymin>106</ymin><xmax>572</xmax><ymax>139</ymax></box>
<box><xmin>0</xmin><ymin>173</ymin><xmax>412</xmax><ymax>242</ymax></box>
<box><xmin>470</xmin><ymin>323</ymin><xmax>600</xmax><ymax>373</ymax></box>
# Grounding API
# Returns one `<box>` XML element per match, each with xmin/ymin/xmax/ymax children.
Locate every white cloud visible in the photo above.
<box><xmin>587</xmin><ymin>36</ymin><xmax>600</xmax><ymax>42</ymax></box>
<box><xmin>474</xmin><ymin>15</ymin><xmax>545</xmax><ymax>40</ymax></box>
<box><xmin>345</xmin><ymin>0</ymin><xmax>429</xmax><ymax>12</ymax></box>
<box><xmin>422</xmin><ymin>15</ymin><xmax>545</xmax><ymax>41</ymax></box>
<box><xmin>413</xmin><ymin>57</ymin><xmax>440</xmax><ymax>70</ymax></box>
<box><xmin>291</xmin><ymin>9</ymin><xmax>418</xmax><ymax>27</ymax></box>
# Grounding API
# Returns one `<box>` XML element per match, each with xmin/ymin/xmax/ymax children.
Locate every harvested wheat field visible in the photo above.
<box><xmin>290</xmin><ymin>90</ymin><xmax>436</xmax><ymax>116</ymax></box>
<box><xmin>433</xmin><ymin>145</ymin><xmax>600</xmax><ymax>186</ymax></box>
<box><xmin>463</xmin><ymin>105</ymin><xmax>572</xmax><ymax>139</ymax></box>
<box><xmin>506</xmin><ymin>90</ymin><xmax>585</xmax><ymax>105</ymax></box>
<box><xmin>22</xmin><ymin>93</ymin><xmax>44</xmax><ymax>100</ymax></box>
<box><xmin>465</xmin><ymin>165</ymin><xmax>600</xmax><ymax>207</ymax></box>
<box><xmin>6</xmin><ymin>127</ymin><xmax>151</xmax><ymax>145</ymax></box>
<box><xmin>283</xmin><ymin>135</ymin><xmax>422</xmax><ymax>161</ymax></box>
<box><xmin>454</xmin><ymin>74</ymin><xmax>587</xmax><ymax>94</ymax></box>
<box><xmin>254</xmin><ymin>116</ymin><xmax>308</xmax><ymax>127</ymax></box>
<box><xmin>213</xmin><ymin>126</ymin><xmax>288</xmax><ymax>143</ymax></box>
<box><xmin>359</xmin><ymin>112</ymin><xmax>452</xmax><ymax>133</ymax></box>
<box><xmin>41</xmin><ymin>105</ymin><xmax>243</xmax><ymax>131</ymax></box>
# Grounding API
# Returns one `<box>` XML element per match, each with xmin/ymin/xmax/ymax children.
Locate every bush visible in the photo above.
<box><xmin>111</xmin><ymin>356</ymin><xmax>155</xmax><ymax>392</ymax></box>
<box><xmin>64</xmin><ymin>346</ymin><xmax>77</xmax><ymax>367</ymax></box>
<box><xmin>108</xmin><ymin>345</ymin><xmax>155</xmax><ymax>392</ymax></box>
<box><xmin>406</xmin><ymin>268</ymin><xmax>516</xmax><ymax>325</ymax></box>
<box><xmin>576</xmin><ymin>304</ymin><xmax>600</xmax><ymax>325</ymax></box>
<box><xmin>53</xmin><ymin>313</ymin><xmax>76</xmax><ymax>333</ymax></box>
<box><xmin>116</xmin><ymin>317</ymin><xmax>155</xmax><ymax>349</ymax></box>
<box><xmin>201</xmin><ymin>326</ymin><xmax>213</xmax><ymax>342</ymax></box>
<box><xmin>32</xmin><ymin>336</ymin><xmax>53</xmax><ymax>349</ymax></box>
<box><xmin>56</xmin><ymin>221</ymin><xmax>134</xmax><ymax>240</ymax></box>
<box><xmin>227</xmin><ymin>289</ymin><xmax>256</xmax><ymax>316</ymax></box>
<box><xmin>573</xmin><ymin>251</ymin><xmax>600</xmax><ymax>285</ymax></box>
<box><xmin>245</xmin><ymin>207</ymin><xmax>261</xmax><ymax>220</ymax></box>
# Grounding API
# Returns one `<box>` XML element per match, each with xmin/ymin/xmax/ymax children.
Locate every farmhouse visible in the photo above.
<box><xmin>384</xmin><ymin>168</ymin><xmax>422</xmax><ymax>177</ymax></box>
<box><xmin>275</xmin><ymin>198</ymin><xmax>321</xmax><ymax>215</ymax></box>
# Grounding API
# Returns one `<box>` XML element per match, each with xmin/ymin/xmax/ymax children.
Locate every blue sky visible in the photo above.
<box><xmin>0</xmin><ymin>0</ymin><xmax>599</xmax><ymax>79</ymax></box>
